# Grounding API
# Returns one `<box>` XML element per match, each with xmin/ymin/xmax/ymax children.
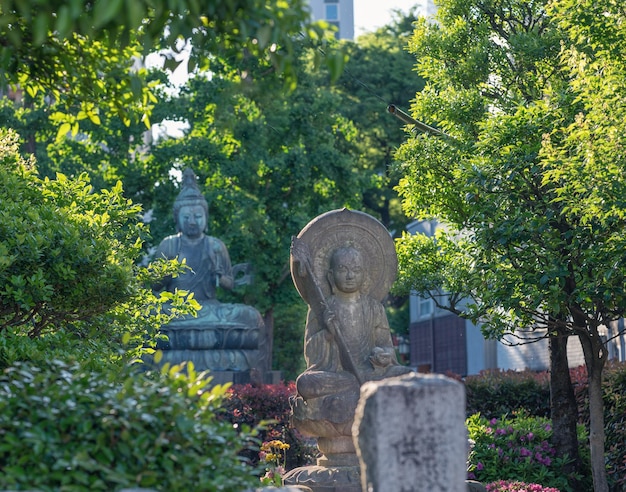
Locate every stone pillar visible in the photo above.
<box><xmin>353</xmin><ymin>373</ymin><xmax>467</xmax><ymax>492</ymax></box>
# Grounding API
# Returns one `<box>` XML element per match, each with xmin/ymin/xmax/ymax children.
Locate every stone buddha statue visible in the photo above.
<box><xmin>152</xmin><ymin>168</ymin><xmax>264</xmax><ymax>382</ymax></box>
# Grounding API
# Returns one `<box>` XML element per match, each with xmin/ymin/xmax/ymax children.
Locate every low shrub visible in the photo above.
<box><xmin>0</xmin><ymin>360</ymin><xmax>259</xmax><ymax>491</ymax></box>
<box><xmin>466</xmin><ymin>412</ymin><xmax>591</xmax><ymax>492</ymax></box>
<box><xmin>465</xmin><ymin>369</ymin><xmax>551</xmax><ymax>418</ymax></box>
<box><xmin>222</xmin><ymin>382</ymin><xmax>319</xmax><ymax>470</ymax></box>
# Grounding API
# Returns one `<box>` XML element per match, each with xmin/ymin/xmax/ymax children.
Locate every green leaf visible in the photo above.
<box><xmin>93</xmin><ymin>0</ymin><xmax>124</xmax><ymax>29</ymax></box>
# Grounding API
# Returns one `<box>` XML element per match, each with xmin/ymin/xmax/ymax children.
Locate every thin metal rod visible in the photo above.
<box><xmin>387</xmin><ymin>104</ymin><xmax>450</xmax><ymax>138</ymax></box>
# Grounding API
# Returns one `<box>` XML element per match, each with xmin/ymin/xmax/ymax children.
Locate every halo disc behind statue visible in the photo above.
<box><xmin>290</xmin><ymin>208</ymin><xmax>397</xmax><ymax>303</ymax></box>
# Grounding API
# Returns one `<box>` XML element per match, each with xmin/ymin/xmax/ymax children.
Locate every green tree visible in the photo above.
<box><xmin>0</xmin><ymin>128</ymin><xmax>193</xmax><ymax>370</ymax></box>
<box><xmin>1</xmin><ymin>0</ymin><xmax>342</xmax><ymax>135</ymax></box>
<box><xmin>392</xmin><ymin>0</ymin><xmax>625</xmax><ymax>490</ymax></box>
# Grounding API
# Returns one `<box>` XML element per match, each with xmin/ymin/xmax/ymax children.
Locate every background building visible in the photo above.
<box><xmin>405</xmin><ymin>220</ymin><xmax>609</xmax><ymax>376</ymax></box>
<box><xmin>307</xmin><ymin>0</ymin><xmax>355</xmax><ymax>39</ymax></box>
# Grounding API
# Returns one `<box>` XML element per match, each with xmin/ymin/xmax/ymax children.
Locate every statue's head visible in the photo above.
<box><xmin>173</xmin><ymin>168</ymin><xmax>209</xmax><ymax>237</ymax></box>
<box><xmin>328</xmin><ymin>246</ymin><xmax>365</xmax><ymax>295</ymax></box>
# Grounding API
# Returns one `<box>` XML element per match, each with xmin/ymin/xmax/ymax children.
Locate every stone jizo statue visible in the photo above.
<box><xmin>292</xmin><ymin>245</ymin><xmax>410</xmax><ymax>436</ymax></box>
<box><xmin>285</xmin><ymin>208</ymin><xmax>413</xmax><ymax>491</ymax></box>
<box><xmin>152</xmin><ymin>168</ymin><xmax>264</xmax><ymax>380</ymax></box>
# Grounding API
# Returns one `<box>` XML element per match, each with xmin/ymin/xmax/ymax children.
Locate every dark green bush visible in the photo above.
<box><xmin>0</xmin><ymin>360</ymin><xmax>259</xmax><ymax>491</ymax></box>
<box><xmin>0</xmin><ymin>329</ymin><xmax>122</xmax><ymax>373</ymax></box>
<box><xmin>465</xmin><ymin>369</ymin><xmax>551</xmax><ymax>419</ymax></box>
<box><xmin>603</xmin><ymin>362</ymin><xmax>626</xmax><ymax>492</ymax></box>
<box><xmin>571</xmin><ymin>361</ymin><xmax>626</xmax><ymax>492</ymax></box>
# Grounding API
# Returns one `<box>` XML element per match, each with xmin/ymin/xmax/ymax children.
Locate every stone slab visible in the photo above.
<box><xmin>353</xmin><ymin>373</ymin><xmax>467</xmax><ymax>492</ymax></box>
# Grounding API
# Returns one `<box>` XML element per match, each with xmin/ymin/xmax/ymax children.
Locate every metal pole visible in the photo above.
<box><xmin>387</xmin><ymin>104</ymin><xmax>453</xmax><ymax>140</ymax></box>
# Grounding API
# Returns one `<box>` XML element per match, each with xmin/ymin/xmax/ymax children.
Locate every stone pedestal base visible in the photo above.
<box><xmin>282</xmin><ymin>463</ymin><xmax>360</xmax><ymax>492</ymax></box>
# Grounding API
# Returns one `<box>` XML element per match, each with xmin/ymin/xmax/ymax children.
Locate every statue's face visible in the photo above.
<box><xmin>178</xmin><ymin>204</ymin><xmax>206</xmax><ymax>239</ymax></box>
<box><xmin>330</xmin><ymin>248</ymin><xmax>364</xmax><ymax>294</ymax></box>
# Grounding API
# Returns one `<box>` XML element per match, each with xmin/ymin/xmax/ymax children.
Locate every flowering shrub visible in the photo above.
<box><xmin>486</xmin><ymin>480</ymin><xmax>561</xmax><ymax>492</ymax></box>
<box><xmin>466</xmin><ymin>412</ymin><xmax>590</xmax><ymax>491</ymax></box>
<box><xmin>465</xmin><ymin>363</ymin><xmax>626</xmax><ymax>491</ymax></box>
<box><xmin>221</xmin><ymin>382</ymin><xmax>318</xmax><ymax>470</ymax></box>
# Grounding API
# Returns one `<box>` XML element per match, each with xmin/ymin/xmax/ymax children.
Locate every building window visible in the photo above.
<box><xmin>325</xmin><ymin>3</ymin><xmax>339</xmax><ymax>21</ymax></box>
<box><xmin>419</xmin><ymin>297</ymin><xmax>433</xmax><ymax>319</ymax></box>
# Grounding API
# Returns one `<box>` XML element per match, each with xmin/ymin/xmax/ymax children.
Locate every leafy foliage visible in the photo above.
<box><xmin>0</xmin><ymin>0</ymin><xmax>342</xmax><ymax>131</ymax></box>
<box><xmin>336</xmin><ymin>10</ymin><xmax>425</xmax><ymax>236</ymax></box>
<box><xmin>465</xmin><ymin>370</ymin><xmax>551</xmax><ymax>419</ymax></box>
<box><xmin>0</xmin><ymin>129</ymin><xmax>141</xmax><ymax>335</ymax></box>
<box><xmin>0</xmin><ymin>360</ymin><xmax>259</xmax><ymax>491</ymax></box>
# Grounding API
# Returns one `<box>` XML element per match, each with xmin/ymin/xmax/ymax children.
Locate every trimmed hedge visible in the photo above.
<box><xmin>465</xmin><ymin>369</ymin><xmax>551</xmax><ymax>419</ymax></box>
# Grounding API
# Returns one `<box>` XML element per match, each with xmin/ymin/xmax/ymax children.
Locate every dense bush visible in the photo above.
<box><xmin>0</xmin><ymin>128</ymin><xmax>194</xmax><ymax>367</ymax></box>
<box><xmin>465</xmin><ymin>369</ymin><xmax>551</xmax><ymax>419</ymax></box>
<box><xmin>465</xmin><ymin>362</ymin><xmax>626</xmax><ymax>491</ymax></box>
<box><xmin>222</xmin><ymin>382</ymin><xmax>318</xmax><ymax>470</ymax></box>
<box><xmin>0</xmin><ymin>360</ymin><xmax>259</xmax><ymax>491</ymax></box>
<box><xmin>0</xmin><ymin>129</ymin><xmax>142</xmax><ymax>336</ymax></box>
<box><xmin>466</xmin><ymin>412</ymin><xmax>591</xmax><ymax>492</ymax></box>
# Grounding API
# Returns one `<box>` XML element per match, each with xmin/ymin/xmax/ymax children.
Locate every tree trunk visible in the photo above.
<box><xmin>579</xmin><ymin>327</ymin><xmax>609</xmax><ymax>492</ymax></box>
<box><xmin>549</xmin><ymin>331</ymin><xmax>584</xmax><ymax>492</ymax></box>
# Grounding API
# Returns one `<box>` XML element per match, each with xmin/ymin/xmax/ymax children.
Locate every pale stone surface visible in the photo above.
<box><xmin>353</xmin><ymin>373</ymin><xmax>467</xmax><ymax>492</ymax></box>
